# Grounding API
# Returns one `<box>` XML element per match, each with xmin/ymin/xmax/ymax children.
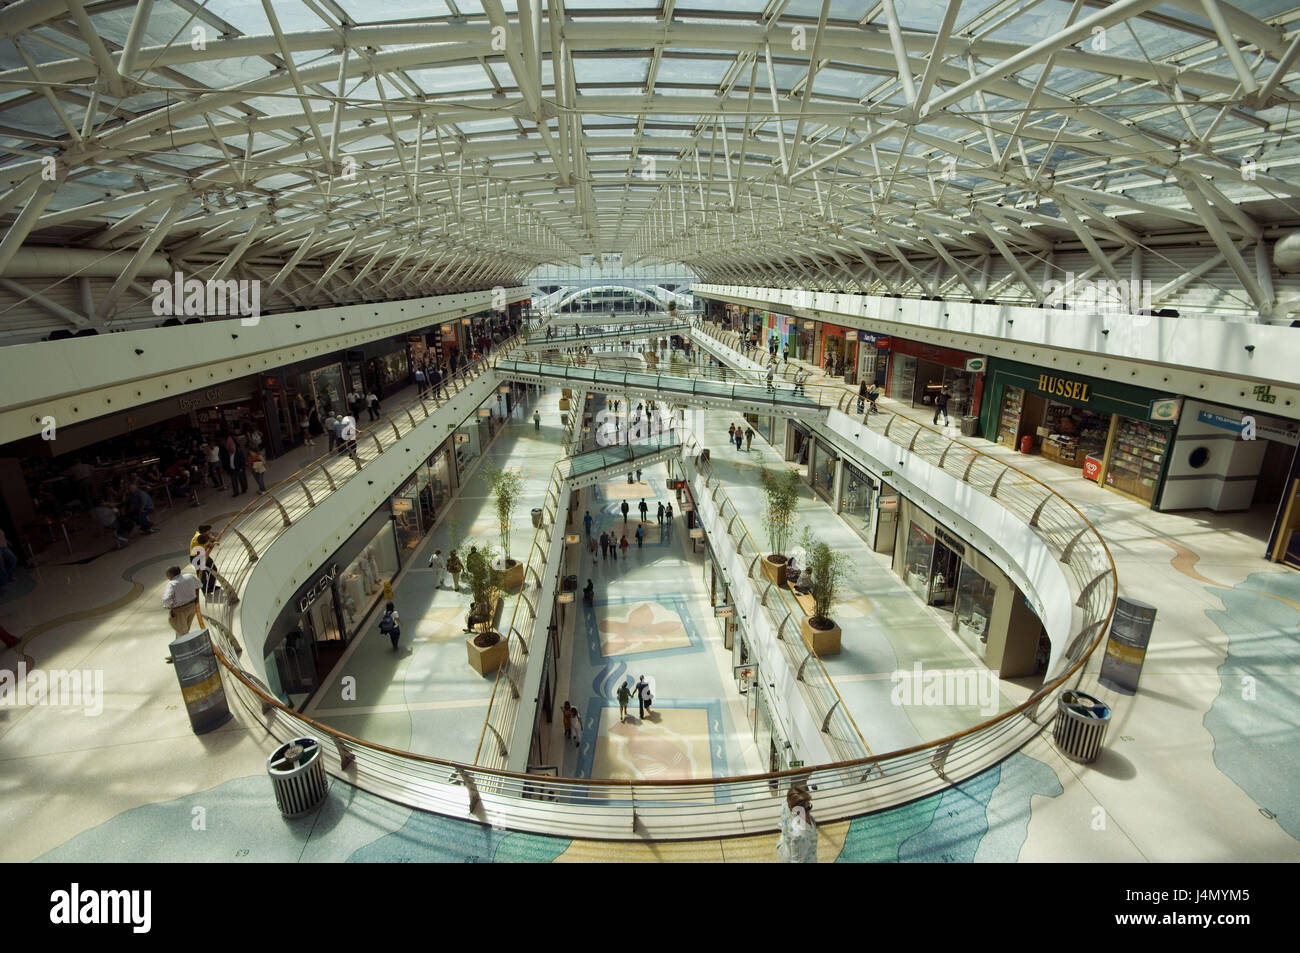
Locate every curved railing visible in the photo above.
<box><xmin>199</xmin><ymin>318</ymin><xmax>1117</xmax><ymax>841</ymax></box>
<box><xmin>472</xmin><ymin>392</ymin><xmax>584</xmax><ymax>770</ymax></box>
<box><xmin>198</xmin><ymin>332</ymin><xmax>523</xmax><ymax>658</ymax></box>
<box><xmin>676</xmin><ymin>430</ymin><xmax>870</xmax><ymax>764</ymax></box>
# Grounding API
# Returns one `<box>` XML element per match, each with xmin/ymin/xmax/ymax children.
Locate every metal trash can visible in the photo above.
<box><xmin>531</xmin><ymin>507</ymin><xmax>544</xmax><ymax>528</ymax></box>
<box><xmin>960</xmin><ymin>415</ymin><xmax>980</xmax><ymax>437</ymax></box>
<box><xmin>267</xmin><ymin>737</ymin><xmax>328</xmax><ymax>817</ymax></box>
<box><xmin>1053</xmin><ymin>690</ymin><xmax>1111</xmax><ymax>763</ymax></box>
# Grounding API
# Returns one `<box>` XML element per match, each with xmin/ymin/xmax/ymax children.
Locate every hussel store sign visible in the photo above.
<box><xmin>1036</xmin><ymin>374</ymin><xmax>1091</xmax><ymax>402</ymax></box>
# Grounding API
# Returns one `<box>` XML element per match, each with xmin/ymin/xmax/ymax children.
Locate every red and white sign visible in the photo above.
<box><xmin>1083</xmin><ymin>456</ymin><xmax>1102</xmax><ymax>481</ymax></box>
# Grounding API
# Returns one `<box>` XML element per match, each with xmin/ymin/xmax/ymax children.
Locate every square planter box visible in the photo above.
<box><xmin>761</xmin><ymin>555</ymin><xmax>788</xmax><ymax>587</ymax></box>
<box><xmin>467</xmin><ymin>634</ymin><xmax>508</xmax><ymax>675</ymax></box>
<box><xmin>800</xmin><ymin>616</ymin><xmax>842</xmax><ymax>655</ymax></box>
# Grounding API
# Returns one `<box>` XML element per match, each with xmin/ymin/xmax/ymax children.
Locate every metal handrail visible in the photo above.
<box><xmin>199</xmin><ymin>319</ymin><xmax>1117</xmax><ymax>840</ymax></box>
<box><xmin>471</xmin><ymin>396</ymin><xmax>583</xmax><ymax>769</ymax></box>
<box><xmin>676</xmin><ymin>431</ymin><xmax>870</xmax><ymax>761</ymax></box>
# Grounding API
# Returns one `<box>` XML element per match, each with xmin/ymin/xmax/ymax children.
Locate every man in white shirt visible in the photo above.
<box><xmin>339</xmin><ymin>415</ymin><xmax>358</xmax><ymax>459</ymax></box>
<box><xmin>427</xmin><ymin>549</ymin><xmax>445</xmax><ymax>589</ymax></box>
<box><xmin>161</xmin><ymin>566</ymin><xmax>202</xmax><ymax>642</ymax></box>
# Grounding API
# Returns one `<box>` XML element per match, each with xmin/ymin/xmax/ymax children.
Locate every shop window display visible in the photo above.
<box><xmin>338</xmin><ymin>523</ymin><xmax>400</xmax><ymax>636</ymax></box>
<box><xmin>1106</xmin><ymin>418</ymin><xmax>1170</xmax><ymax>502</ymax></box>
<box><xmin>954</xmin><ymin>564</ymin><xmax>996</xmax><ymax>655</ymax></box>
<box><xmin>904</xmin><ymin>523</ymin><xmax>935</xmax><ymax>597</ymax></box>
<box><xmin>996</xmin><ymin>386</ymin><xmax>1024</xmax><ymax>445</ymax></box>
<box><xmin>308</xmin><ymin>364</ymin><xmax>347</xmax><ymax>415</ymax></box>
<box><xmin>811</xmin><ymin>442</ymin><xmax>836</xmax><ymax>499</ymax></box>
<box><xmin>839</xmin><ymin>463</ymin><xmax>875</xmax><ymax>543</ymax></box>
<box><xmin>1040</xmin><ymin>403</ymin><xmax>1107</xmax><ymax>468</ymax></box>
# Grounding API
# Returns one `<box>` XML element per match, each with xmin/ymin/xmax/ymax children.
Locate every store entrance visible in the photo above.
<box><xmin>928</xmin><ymin>539</ymin><xmax>961</xmax><ymax>613</ymax></box>
<box><xmin>306</xmin><ymin>588</ymin><xmax>347</xmax><ymax>679</ymax></box>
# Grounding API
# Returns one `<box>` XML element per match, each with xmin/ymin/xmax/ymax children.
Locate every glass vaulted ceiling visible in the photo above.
<box><xmin>0</xmin><ymin>0</ymin><xmax>1298</xmax><ymax>316</ymax></box>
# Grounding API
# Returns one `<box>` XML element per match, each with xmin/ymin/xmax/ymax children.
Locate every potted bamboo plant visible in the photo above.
<box><xmin>795</xmin><ymin>527</ymin><xmax>851</xmax><ymax>654</ymax></box>
<box><xmin>487</xmin><ymin>465</ymin><xmax>526</xmax><ymax>591</ymax></box>
<box><xmin>759</xmin><ymin>466</ymin><xmax>800</xmax><ymax>585</ymax></box>
<box><xmin>464</xmin><ymin>546</ymin><xmax>507</xmax><ymax>674</ymax></box>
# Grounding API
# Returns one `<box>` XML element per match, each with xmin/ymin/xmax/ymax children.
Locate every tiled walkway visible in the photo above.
<box><xmin>694</xmin><ymin>408</ymin><xmax>1018</xmax><ymax>755</ymax></box>
<box><xmin>303</xmin><ymin>387</ymin><xmax>565</xmax><ymax>763</ymax></box>
<box><xmin>554</xmin><ymin>461</ymin><xmax>762</xmax><ymax>782</ymax></box>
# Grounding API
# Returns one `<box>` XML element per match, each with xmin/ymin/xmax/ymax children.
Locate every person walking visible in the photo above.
<box><xmin>533</xmin><ymin>409</ymin><xmax>541</xmax><ymax>431</ymax></box>
<box><xmin>858</xmin><ymin>381</ymin><xmax>868</xmax><ymax>414</ymax></box>
<box><xmin>776</xmin><ymin>783</ymin><xmax>819</xmax><ymax>863</ymax></box>
<box><xmin>793</xmin><ymin>369</ymin><xmax>808</xmax><ymax>396</ymax></box>
<box><xmin>203</xmin><ymin>441</ymin><xmax>225</xmax><ymax>488</ymax></box>
<box><xmin>638</xmin><ymin>498</ymin><xmax>648</xmax><ymax>522</ymax></box>
<box><xmin>782</xmin><ymin>345</ymin><xmax>789</xmax><ymax>364</ymax></box>
<box><xmin>570</xmin><ymin>705</ymin><xmax>583</xmax><ymax>749</ymax></box>
<box><xmin>340</xmin><ymin>415</ymin><xmax>359</xmax><ymax>460</ymax></box>
<box><xmin>561</xmin><ymin>701</ymin><xmax>573</xmax><ymax>740</ymax></box>
<box><xmin>933</xmin><ymin>387</ymin><xmax>951</xmax><ymax>426</ymax></box>
<box><xmin>427</xmin><ymin>549</ymin><xmax>445</xmax><ymax>589</ymax></box>
<box><xmin>766</xmin><ymin>364</ymin><xmax>775</xmax><ymax>391</ymax></box>
<box><xmin>635</xmin><ymin>467</ymin><xmax>642</xmax><ymax>483</ymax></box>
<box><xmin>299</xmin><ymin>414</ymin><xmax>315</xmax><ymax>447</ymax></box>
<box><xmin>583</xmin><ymin>510</ymin><xmax>593</xmax><ymax>537</ymax></box>
<box><xmin>589</xmin><ymin>535</ymin><xmax>598</xmax><ymax>563</ymax></box>
<box><xmin>221</xmin><ymin>443</ymin><xmax>247</xmax><ymax>497</ymax></box>
<box><xmin>657</xmin><ymin>502</ymin><xmax>665</xmax><ymax>524</ymax></box>
<box><xmin>619</xmin><ymin>534</ymin><xmax>629</xmax><ymax>559</ymax></box>
<box><xmin>728</xmin><ymin>423</ymin><xmax>736</xmax><ymax>447</ymax></box>
<box><xmin>248</xmin><ymin>450</ymin><xmax>267</xmax><ymax>493</ymax></box>
<box><xmin>745</xmin><ymin>427</ymin><xmax>754</xmax><ymax>451</ymax></box>
<box><xmin>734</xmin><ymin>428</ymin><xmax>743</xmax><ymax>452</ymax></box>
<box><xmin>600</xmin><ymin>531</ymin><xmax>610</xmax><ymax>561</ymax></box>
<box><xmin>379</xmin><ymin>601</ymin><xmax>401</xmax><ymax>650</ymax></box>
<box><xmin>367</xmin><ymin>392</ymin><xmax>381</xmax><ymax>422</ymax></box>
<box><xmin>866</xmin><ymin>383</ymin><xmax>881</xmax><ymax>415</ymax></box>
<box><xmin>330</xmin><ymin>414</ymin><xmax>344</xmax><ymax>451</ymax></box>
<box><xmin>620</xmin><ymin>500</ymin><xmax>630</xmax><ymax>524</ymax></box>
<box><xmin>635</xmin><ymin>674</ymin><xmax>652</xmax><ymax>719</ymax></box>
<box><xmin>446</xmin><ymin>549</ymin><xmax>463</xmax><ymax>591</ymax></box>
<box><xmin>635</xmin><ymin>524</ymin><xmax>644</xmax><ymax>548</ymax></box>
<box><xmin>583</xmin><ymin>578</ymin><xmax>595</xmax><ymax>604</ymax></box>
<box><xmin>665</xmin><ymin>502</ymin><xmax>673</xmax><ymax>522</ymax></box>
<box><xmin>161</xmin><ymin>566</ymin><xmax>202</xmax><ymax>653</ymax></box>
<box><xmin>616</xmin><ymin>679</ymin><xmax>632</xmax><ymax>721</ymax></box>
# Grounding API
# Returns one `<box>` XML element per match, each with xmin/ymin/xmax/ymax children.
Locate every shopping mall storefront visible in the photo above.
<box><xmin>982</xmin><ymin>359</ymin><xmax>1178</xmax><ymax>506</ymax></box>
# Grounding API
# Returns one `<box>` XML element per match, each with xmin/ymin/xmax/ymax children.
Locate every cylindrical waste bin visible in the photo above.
<box><xmin>960</xmin><ymin>415</ymin><xmax>980</xmax><ymax>437</ymax></box>
<box><xmin>531</xmin><ymin>507</ymin><xmax>543</xmax><ymax>528</ymax></box>
<box><xmin>267</xmin><ymin>737</ymin><xmax>328</xmax><ymax>817</ymax></box>
<box><xmin>1019</xmin><ymin>434</ymin><xmax>1034</xmax><ymax>454</ymax></box>
<box><xmin>1053</xmin><ymin>690</ymin><xmax>1111</xmax><ymax>763</ymax></box>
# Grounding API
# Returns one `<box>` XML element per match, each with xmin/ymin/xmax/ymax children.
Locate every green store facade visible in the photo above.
<box><xmin>979</xmin><ymin>358</ymin><xmax>1181</xmax><ymax>507</ymax></box>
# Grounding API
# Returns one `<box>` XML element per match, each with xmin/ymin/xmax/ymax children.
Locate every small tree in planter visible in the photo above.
<box><xmin>487</xmin><ymin>465</ymin><xmax>526</xmax><ymax>590</ymax></box>
<box><xmin>795</xmin><ymin>526</ymin><xmax>852</xmax><ymax>655</ymax></box>
<box><xmin>464</xmin><ymin>546</ymin><xmax>507</xmax><ymax>674</ymax></box>
<box><xmin>667</xmin><ymin>300</ymin><xmax>678</xmax><ymax>318</ymax></box>
<box><xmin>759</xmin><ymin>466</ymin><xmax>800</xmax><ymax>585</ymax></box>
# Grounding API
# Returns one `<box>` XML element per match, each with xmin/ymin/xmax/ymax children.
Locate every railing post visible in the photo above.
<box><xmin>389</xmin><ymin>419</ymin><xmax>402</xmax><ymax>442</ymax></box>
<box><xmin>455</xmin><ymin>766</ymin><xmax>482</xmax><ymax>813</ymax></box>
<box><xmin>320</xmin><ymin>462</ymin><xmax>337</xmax><ymax>491</ymax></box>
<box><xmin>1061</xmin><ymin>525</ymin><xmax>1092</xmax><ymax>563</ymax></box>
<box><xmin>297</xmin><ymin>479</ymin><xmax>316</xmax><ymax>508</ymax></box>
<box><xmin>227</xmin><ymin>526</ymin><xmax>260</xmax><ymax>563</ymax></box>
<box><xmin>820</xmin><ymin>697</ymin><xmax>843</xmax><ymax>733</ymax></box>
<box><xmin>989</xmin><ymin>468</ymin><xmax>1007</xmax><ymax>498</ymax></box>
<box><xmin>930</xmin><ymin>740</ymin><xmax>954</xmax><ymax>780</ymax></box>
<box><xmin>266</xmin><ymin>494</ymin><xmax>292</xmax><ymax>528</ymax></box>
<box><xmin>1029</xmin><ymin>494</ymin><xmax>1052</xmax><ymax>528</ymax></box>
<box><xmin>333</xmin><ymin>737</ymin><xmax>355</xmax><ymax>769</ymax></box>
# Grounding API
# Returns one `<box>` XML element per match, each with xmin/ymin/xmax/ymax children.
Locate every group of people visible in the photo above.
<box><xmin>727</xmin><ymin>423</ymin><xmax>756</xmax><ymax>452</ymax></box>
<box><xmin>157</xmin><ymin>520</ymin><xmax>241</xmax><ymax>662</ymax></box>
